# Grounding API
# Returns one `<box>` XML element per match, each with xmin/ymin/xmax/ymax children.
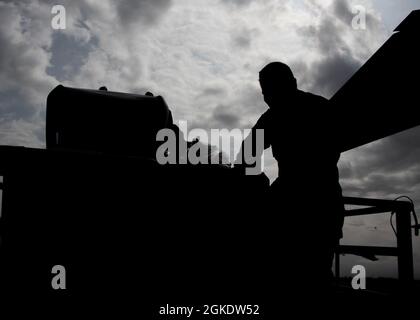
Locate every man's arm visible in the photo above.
<box><xmin>234</xmin><ymin>112</ymin><xmax>270</xmax><ymax>175</ymax></box>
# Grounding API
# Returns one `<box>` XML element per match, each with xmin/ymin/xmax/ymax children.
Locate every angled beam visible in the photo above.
<box><xmin>343</xmin><ymin>196</ymin><xmax>412</xmax><ymax>210</ymax></box>
<box><xmin>331</xmin><ymin>10</ymin><xmax>420</xmax><ymax>152</ymax></box>
<box><xmin>337</xmin><ymin>245</ymin><xmax>399</xmax><ymax>257</ymax></box>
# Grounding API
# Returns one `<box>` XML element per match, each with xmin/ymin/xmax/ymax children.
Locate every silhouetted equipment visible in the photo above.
<box><xmin>2</xmin><ymin>85</ymin><xmax>270</xmax><ymax>300</ymax></box>
<box><xmin>332</xmin><ymin>10</ymin><xmax>420</xmax><ymax>152</ymax></box>
<box><xmin>0</xmin><ymin>144</ymin><xmax>269</xmax><ymax>301</ymax></box>
<box><xmin>46</xmin><ymin>85</ymin><xmax>172</xmax><ymax>157</ymax></box>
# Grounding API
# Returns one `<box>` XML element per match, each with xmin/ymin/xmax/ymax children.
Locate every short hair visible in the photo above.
<box><xmin>259</xmin><ymin>62</ymin><xmax>295</xmax><ymax>84</ymax></box>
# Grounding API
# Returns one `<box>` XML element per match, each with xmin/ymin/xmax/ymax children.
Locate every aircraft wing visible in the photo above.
<box><xmin>330</xmin><ymin>10</ymin><xmax>420</xmax><ymax>152</ymax></box>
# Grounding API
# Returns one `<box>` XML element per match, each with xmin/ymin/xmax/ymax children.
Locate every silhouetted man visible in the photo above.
<box><xmin>236</xmin><ymin>62</ymin><xmax>344</xmax><ymax>290</ymax></box>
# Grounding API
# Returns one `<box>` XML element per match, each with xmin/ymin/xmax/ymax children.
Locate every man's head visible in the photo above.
<box><xmin>259</xmin><ymin>62</ymin><xmax>297</xmax><ymax>107</ymax></box>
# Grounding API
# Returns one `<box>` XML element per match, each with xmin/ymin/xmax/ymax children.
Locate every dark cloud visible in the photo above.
<box><xmin>193</xmin><ymin>83</ymin><xmax>265</xmax><ymax>131</ymax></box>
<box><xmin>212</xmin><ymin>105</ymin><xmax>240</xmax><ymax>128</ymax></box>
<box><xmin>295</xmin><ymin>0</ymin><xmax>384</xmax><ymax>98</ymax></box>
<box><xmin>235</xmin><ymin>84</ymin><xmax>266</xmax><ymax>116</ymax></box>
<box><xmin>199</xmin><ymin>86</ymin><xmax>227</xmax><ymax>97</ymax></box>
<box><xmin>220</xmin><ymin>0</ymin><xmax>255</xmax><ymax>8</ymax></box>
<box><xmin>231</xmin><ymin>27</ymin><xmax>259</xmax><ymax>49</ymax></box>
<box><xmin>233</xmin><ymin>33</ymin><xmax>252</xmax><ymax>48</ymax></box>
<box><xmin>348</xmin><ymin>128</ymin><xmax>420</xmax><ymax>178</ymax></box>
<box><xmin>190</xmin><ymin>87</ymin><xmax>264</xmax><ymax>131</ymax></box>
<box><xmin>333</xmin><ymin>0</ymin><xmax>354</xmax><ymax>25</ymax></box>
<box><xmin>0</xmin><ymin>90</ymin><xmax>37</xmax><ymax>121</ymax></box>
<box><xmin>309</xmin><ymin>53</ymin><xmax>361</xmax><ymax>98</ymax></box>
<box><xmin>47</xmin><ymin>33</ymin><xmax>98</xmax><ymax>82</ymax></box>
<box><xmin>218</xmin><ymin>84</ymin><xmax>266</xmax><ymax>128</ymax></box>
<box><xmin>117</xmin><ymin>0</ymin><xmax>172</xmax><ymax>27</ymax></box>
<box><xmin>296</xmin><ymin>18</ymin><xmax>360</xmax><ymax>97</ymax></box>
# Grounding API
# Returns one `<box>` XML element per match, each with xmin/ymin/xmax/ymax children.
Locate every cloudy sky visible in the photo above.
<box><xmin>0</xmin><ymin>0</ymin><xmax>419</xmax><ymax>279</ymax></box>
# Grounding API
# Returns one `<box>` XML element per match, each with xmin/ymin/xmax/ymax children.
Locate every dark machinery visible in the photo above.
<box><xmin>46</xmin><ymin>85</ymin><xmax>173</xmax><ymax>157</ymax></box>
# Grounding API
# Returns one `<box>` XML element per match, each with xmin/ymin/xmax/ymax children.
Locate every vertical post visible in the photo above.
<box><xmin>396</xmin><ymin>206</ymin><xmax>414</xmax><ymax>282</ymax></box>
<box><xmin>0</xmin><ymin>175</ymin><xmax>4</xmax><ymax>221</ymax></box>
<box><xmin>335</xmin><ymin>247</ymin><xmax>340</xmax><ymax>279</ymax></box>
<box><xmin>0</xmin><ymin>180</ymin><xmax>3</xmax><ymax>219</ymax></box>
<box><xmin>0</xmin><ymin>175</ymin><xmax>3</xmax><ymax>249</ymax></box>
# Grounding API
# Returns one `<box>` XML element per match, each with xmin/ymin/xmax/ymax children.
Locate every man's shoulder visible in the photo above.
<box><xmin>298</xmin><ymin>90</ymin><xmax>329</xmax><ymax>104</ymax></box>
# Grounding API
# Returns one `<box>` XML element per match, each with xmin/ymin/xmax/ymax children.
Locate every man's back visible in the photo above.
<box><xmin>258</xmin><ymin>90</ymin><xmax>340</xmax><ymax>187</ymax></box>
<box><xmin>259</xmin><ymin>89</ymin><xmax>344</xmax><ymax>283</ymax></box>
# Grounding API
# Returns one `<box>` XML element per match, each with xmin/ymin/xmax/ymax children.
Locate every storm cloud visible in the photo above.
<box><xmin>116</xmin><ymin>0</ymin><xmax>172</xmax><ymax>27</ymax></box>
<box><xmin>295</xmin><ymin>0</ymin><xmax>386</xmax><ymax>98</ymax></box>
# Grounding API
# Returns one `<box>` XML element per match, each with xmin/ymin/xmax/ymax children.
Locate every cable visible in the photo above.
<box><xmin>389</xmin><ymin>196</ymin><xmax>419</xmax><ymax>237</ymax></box>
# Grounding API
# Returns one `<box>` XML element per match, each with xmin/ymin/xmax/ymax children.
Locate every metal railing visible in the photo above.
<box><xmin>336</xmin><ymin>196</ymin><xmax>418</xmax><ymax>282</ymax></box>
